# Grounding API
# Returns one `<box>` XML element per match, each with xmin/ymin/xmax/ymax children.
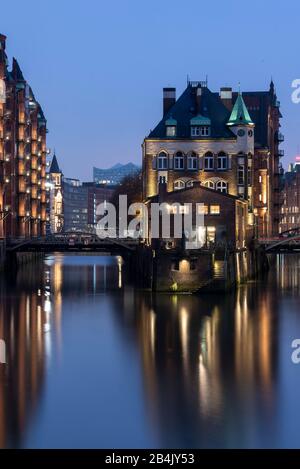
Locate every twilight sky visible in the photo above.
<box><xmin>2</xmin><ymin>0</ymin><xmax>300</xmax><ymax>179</ymax></box>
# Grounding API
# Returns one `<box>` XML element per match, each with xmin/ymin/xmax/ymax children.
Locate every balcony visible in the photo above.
<box><xmin>274</xmin><ymin>100</ymin><xmax>280</xmax><ymax>108</ymax></box>
<box><xmin>277</xmin><ymin>149</ymin><xmax>284</xmax><ymax>157</ymax></box>
<box><xmin>275</xmin><ymin>131</ymin><xmax>284</xmax><ymax>143</ymax></box>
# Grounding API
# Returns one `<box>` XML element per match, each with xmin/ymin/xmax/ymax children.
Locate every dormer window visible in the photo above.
<box><xmin>165</xmin><ymin>117</ymin><xmax>177</xmax><ymax>137</ymax></box>
<box><xmin>191</xmin><ymin>126</ymin><xmax>210</xmax><ymax>137</ymax></box>
<box><xmin>190</xmin><ymin>115</ymin><xmax>211</xmax><ymax>137</ymax></box>
<box><xmin>166</xmin><ymin>126</ymin><xmax>176</xmax><ymax>137</ymax></box>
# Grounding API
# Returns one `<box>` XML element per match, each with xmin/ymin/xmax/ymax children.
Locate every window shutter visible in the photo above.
<box><xmin>169</xmin><ymin>157</ymin><xmax>173</xmax><ymax>169</ymax></box>
<box><xmin>228</xmin><ymin>155</ymin><xmax>232</xmax><ymax>170</ymax></box>
<box><xmin>152</xmin><ymin>156</ymin><xmax>157</xmax><ymax>170</ymax></box>
<box><xmin>198</xmin><ymin>157</ymin><xmax>203</xmax><ymax>170</ymax></box>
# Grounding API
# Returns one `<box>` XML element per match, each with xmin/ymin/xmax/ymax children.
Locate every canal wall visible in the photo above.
<box><xmin>0</xmin><ymin>240</ymin><xmax>6</xmax><ymax>271</ymax></box>
<box><xmin>2</xmin><ymin>250</ymin><xmax>44</xmax><ymax>271</ymax></box>
<box><xmin>132</xmin><ymin>244</ymin><xmax>269</xmax><ymax>293</ymax></box>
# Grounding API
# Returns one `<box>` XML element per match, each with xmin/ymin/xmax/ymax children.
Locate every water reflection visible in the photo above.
<box><xmin>0</xmin><ymin>253</ymin><xmax>300</xmax><ymax>448</ymax></box>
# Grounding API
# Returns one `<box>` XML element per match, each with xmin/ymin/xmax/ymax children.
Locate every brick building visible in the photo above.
<box><xmin>280</xmin><ymin>160</ymin><xmax>300</xmax><ymax>233</ymax></box>
<box><xmin>0</xmin><ymin>33</ymin><xmax>47</xmax><ymax>239</ymax></box>
<box><xmin>146</xmin><ymin>178</ymin><xmax>249</xmax><ymax>251</ymax></box>
<box><xmin>142</xmin><ymin>80</ymin><xmax>283</xmax><ymax>238</ymax></box>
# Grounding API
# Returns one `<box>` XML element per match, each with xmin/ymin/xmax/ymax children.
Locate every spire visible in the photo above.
<box><xmin>270</xmin><ymin>78</ymin><xmax>275</xmax><ymax>95</ymax></box>
<box><xmin>227</xmin><ymin>92</ymin><xmax>254</xmax><ymax>126</ymax></box>
<box><xmin>49</xmin><ymin>153</ymin><xmax>61</xmax><ymax>173</ymax></box>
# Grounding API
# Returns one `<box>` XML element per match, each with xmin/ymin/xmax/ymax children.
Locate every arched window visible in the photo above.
<box><xmin>217</xmin><ymin>152</ymin><xmax>227</xmax><ymax>170</ymax></box>
<box><xmin>174</xmin><ymin>179</ymin><xmax>185</xmax><ymax>190</ymax></box>
<box><xmin>157</xmin><ymin>151</ymin><xmax>168</xmax><ymax>170</ymax></box>
<box><xmin>174</xmin><ymin>151</ymin><xmax>185</xmax><ymax>170</ymax></box>
<box><xmin>187</xmin><ymin>152</ymin><xmax>198</xmax><ymax>170</ymax></box>
<box><xmin>204</xmin><ymin>152</ymin><xmax>214</xmax><ymax>171</ymax></box>
<box><xmin>216</xmin><ymin>180</ymin><xmax>228</xmax><ymax>193</ymax></box>
<box><xmin>203</xmin><ymin>179</ymin><xmax>215</xmax><ymax>189</ymax></box>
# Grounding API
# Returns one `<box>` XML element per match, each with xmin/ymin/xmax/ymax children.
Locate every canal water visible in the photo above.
<box><xmin>1</xmin><ymin>253</ymin><xmax>300</xmax><ymax>448</ymax></box>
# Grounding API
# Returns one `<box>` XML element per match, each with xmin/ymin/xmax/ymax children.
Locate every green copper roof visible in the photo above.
<box><xmin>190</xmin><ymin>115</ymin><xmax>211</xmax><ymax>126</ymax></box>
<box><xmin>227</xmin><ymin>93</ymin><xmax>254</xmax><ymax>126</ymax></box>
<box><xmin>165</xmin><ymin>117</ymin><xmax>177</xmax><ymax>126</ymax></box>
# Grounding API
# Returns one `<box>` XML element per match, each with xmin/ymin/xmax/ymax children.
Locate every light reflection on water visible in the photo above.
<box><xmin>0</xmin><ymin>253</ymin><xmax>300</xmax><ymax>448</ymax></box>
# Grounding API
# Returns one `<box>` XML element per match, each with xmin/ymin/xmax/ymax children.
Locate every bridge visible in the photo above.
<box><xmin>6</xmin><ymin>231</ymin><xmax>140</xmax><ymax>255</ymax></box>
<box><xmin>259</xmin><ymin>227</ymin><xmax>300</xmax><ymax>252</ymax></box>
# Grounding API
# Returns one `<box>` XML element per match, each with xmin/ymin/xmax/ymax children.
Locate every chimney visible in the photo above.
<box><xmin>220</xmin><ymin>87</ymin><xmax>233</xmax><ymax>110</ymax></box>
<box><xmin>158</xmin><ymin>176</ymin><xmax>167</xmax><ymax>200</ymax></box>
<box><xmin>196</xmin><ymin>86</ymin><xmax>202</xmax><ymax>114</ymax></box>
<box><xmin>163</xmin><ymin>87</ymin><xmax>176</xmax><ymax>116</ymax></box>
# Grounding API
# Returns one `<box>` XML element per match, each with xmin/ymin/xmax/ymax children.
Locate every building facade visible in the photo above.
<box><xmin>146</xmin><ymin>178</ymin><xmax>250</xmax><ymax>251</ymax></box>
<box><xmin>63</xmin><ymin>178</ymin><xmax>88</xmax><ymax>232</ymax></box>
<box><xmin>142</xmin><ymin>80</ymin><xmax>283</xmax><ymax>238</ymax></box>
<box><xmin>48</xmin><ymin>153</ymin><xmax>64</xmax><ymax>233</ymax></box>
<box><xmin>280</xmin><ymin>159</ymin><xmax>300</xmax><ymax>233</ymax></box>
<box><xmin>63</xmin><ymin>178</ymin><xmax>115</xmax><ymax>232</ymax></box>
<box><xmin>84</xmin><ymin>182</ymin><xmax>115</xmax><ymax>228</ymax></box>
<box><xmin>0</xmin><ymin>33</ymin><xmax>47</xmax><ymax>239</ymax></box>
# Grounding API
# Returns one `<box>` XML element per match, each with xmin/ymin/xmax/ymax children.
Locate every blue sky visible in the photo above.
<box><xmin>2</xmin><ymin>0</ymin><xmax>300</xmax><ymax>179</ymax></box>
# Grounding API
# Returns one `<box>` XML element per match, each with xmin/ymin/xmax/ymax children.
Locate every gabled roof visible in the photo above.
<box><xmin>190</xmin><ymin>115</ymin><xmax>211</xmax><ymax>126</ymax></box>
<box><xmin>49</xmin><ymin>154</ymin><xmax>61</xmax><ymax>173</ymax></box>
<box><xmin>148</xmin><ymin>84</ymin><xmax>235</xmax><ymax>140</ymax></box>
<box><xmin>11</xmin><ymin>58</ymin><xmax>25</xmax><ymax>81</ymax></box>
<box><xmin>146</xmin><ymin>182</ymin><xmax>245</xmax><ymax>202</ymax></box>
<box><xmin>227</xmin><ymin>93</ymin><xmax>254</xmax><ymax>126</ymax></box>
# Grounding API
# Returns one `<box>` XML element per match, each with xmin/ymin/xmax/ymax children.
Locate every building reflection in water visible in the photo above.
<box><xmin>0</xmin><ymin>261</ymin><xmax>52</xmax><ymax>448</ymax></box>
<box><xmin>125</xmin><ymin>276</ymin><xmax>280</xmax><ymax>448</ymax></box>
<box><xmin>0</xmin><ymin>254</ymin><xmax>123</xmax><ymax>448</ymax></box>
<box><xmin>1</xmin><ymin>253</ymin><xmax>300</xmax><ymax>448</ymax></box>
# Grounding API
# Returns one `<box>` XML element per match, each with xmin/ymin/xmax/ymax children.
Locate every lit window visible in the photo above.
<box><xmin>204</xmin><ymin>179</ymin><xmax>215</xmax><ymax>189</ymax></box>
<box><xmin>198</xmin><ymin>204</ymin><xmax>209</xmax><ymax>215</ymax></box>
<box><xmin>171</xmin><ymin>204</ymin><xmax>190</xmax><ymax>214</ymax></box>
<box><xmin>179</xmin><ymin>205</ymin><xmax>189</xmax><ymax>214</ymax></box>
<box><xmin>207</xmin><ymin>226</ymin><xmax>216</xmax><ymax>243</ymax></box>
<box><xmin>210</xmin><ymin>205</ymin><xmax>220</xmax><ymax>215</ymax></box>
<box><xmin>217</xmin><ymin>152</ymin><xmax>227</xmax><ymax>170</ymax></box>
<box><xmin>174</xmin><ymin>180</ymin><xmax>185</xmax><ymax>190</ymax></box>
<box><xmin>157</xmin><ymin>151</ymin><xmax>168</xmax><ymax>170</ymax></box>
<box><xmin>174</xmin><ymin>152</ymin><xmax>184</xmax><ymax>170</ymax></box>
<box><xmin>187</xmin><ymin>152</ymin><xmax>198</xmax><ymax>170</ymax></box>
<box><xmin>204</xmin><ymin>152</ymin><xmax>214</xmax><ymax>170</ymax></box>
<box><xmin>166</xmin><ymin>126</ymin><xmax>176</xmax><ymax>137</ymax></box>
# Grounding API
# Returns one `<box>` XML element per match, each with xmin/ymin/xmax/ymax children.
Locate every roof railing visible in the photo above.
<box><xmin>188</xmin><ymin>80</ymin><xmax>208</xmax><ymax>88</ymax></box>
